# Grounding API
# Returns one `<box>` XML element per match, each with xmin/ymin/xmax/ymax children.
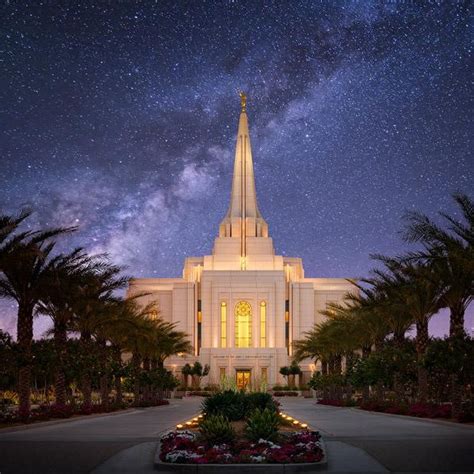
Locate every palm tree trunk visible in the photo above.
<box><xmin>448</xmin><ymin>314</ymin><xmax>465</xmax><ymax>419</ymax></box>
<box><xmin>393</xmin><ymin>332</ymin><xmax>406</xmax><ymax>401</ymax></box>
<box><xmin>449</xmin><ymin>305</ymin><xmax>465</xmax><ymax>339</ymax></box>
<box><xmin>98</xmin><ymin>339</ymin><xmax>109</xmax><ymax>410</ymax></box>
<box><xmin>132</xmin><ymin>352</ymin><xmax>141</xmax><ymax>406</ymax></box>
<box><xmin>416</xmin><ymin>318</ymin><xmax>429</xmax><ymax>403</ymax></box>
<box><xmin>54</xmin><ymin>325</ymin><xmax>67</xmax><ymax>406</ymax></box>
<box><xmin>113</xmin><ymin>347</ymin><xmax>123</xmax><ymax>406</ymax></box>
<box><xmin>17</xmin><ymin>303</ymin><xmax>34</xmax><ymax>419</ymax></box>
<box><xmin>362</xmin><ymin>346</ymin><xmax>371</xmax><ymax>403</ymax></box>
<box><xmin>321</xmin><ymin>360</ymin><xmax>328</xmax><ymax>399</ymax></box>
<box><xmin>143</xmin><ymin>357</ymin><xmax>151</xmax><ymax>403</ymax></box>
<box><xmin>80</xmin><ymin>332</ymin><xmax>93</xmax><ymax>410</ymax></box>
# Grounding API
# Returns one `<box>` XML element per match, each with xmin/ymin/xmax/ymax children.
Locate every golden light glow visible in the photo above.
<box><xmin>185</xmin><ymin>421</ymin><xmax>192</xmax><ymax>426</ymax></box>
<box><xmin>293</xmin><ymin>420</ymin><xmax>299</xmax><ymax>425</ymax></box>
<box><xmin>197</xmin><ymin>311</ymin><xmax>202</xmax><ymax>323</ymax></box>
<box><xmin>260</xmin><ymin>301</ymin><xmax>266</xmax><ymax>348</ymax></box>
<box><xmin>220</xmin><ymin>302</ymin><xmax>227</xmax><ymax>348</ymax></box>
<box><xmin>235</xmin><ymin>301</ymin><xmax>252</xmax><ymax>348</ymax></box>
<box><xmin>176</xmin><ymin>424</ymin><xmax>183</xmax><ymax>429</ymax></box>
<box><xmin>301</xmin><ymin>423</ymin><xmax>308</xmax><ymax>428</ymax></box>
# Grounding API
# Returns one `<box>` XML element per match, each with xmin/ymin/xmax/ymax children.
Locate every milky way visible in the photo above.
<box><xmin>1</xmin><ymin>1</ymin><xmax>472</xmax><ymax>337</ymax></box>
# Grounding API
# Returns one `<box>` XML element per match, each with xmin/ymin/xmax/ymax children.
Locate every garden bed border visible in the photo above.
<box><xmin>154</xmin><ymin>438</ymin><xmax>327</xmax><ymax>472</ymax></box>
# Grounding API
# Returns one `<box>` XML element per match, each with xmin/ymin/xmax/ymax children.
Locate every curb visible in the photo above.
<box><xmin>154</xmin><ymin>436</ymin><xmax>327</xmax><ymax>472</ymax></box>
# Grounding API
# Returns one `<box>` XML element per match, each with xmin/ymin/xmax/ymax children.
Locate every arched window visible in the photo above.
<box><xmin>260</xmin><ymin>301</ymin><xmax>266</xmax><ymax>348</ymax></box>
<box><xmin>220</xmin><ymin>302</ymin><xmax>227</xmax><ymax>348</ymax></box>
<box><xmin>235</xmin><ymin>301</ymin><xmax>252</xmax><ymax>348</ymax></box>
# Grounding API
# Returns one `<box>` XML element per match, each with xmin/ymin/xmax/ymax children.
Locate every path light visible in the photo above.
<box><xmin>292</xmin><ymin>420</ymin><xmax>299</xmax><ymax>425</ymax></box>
<box><xmin>193</xmin><ymin>417</ymin><xmax>199</xmax><ymax>422</ymax></box>
<box><xmin>198</xmin><ymin>414</ymin><xmax>203</xmax><ymax>419</ymax></box>
<box><xmin>300</xmin><ymin>423</ymin><xmax>308</xmax><ymax>429</ymax></box>
<box><xmin>176</xmin><ymin>424</ymin><xmax>183</xmax><ymax>429</ymax></box>
<box><xmin>186</xmin><ymin>421</ymin><xmax>193</xmax><ymax>426</ymax></box>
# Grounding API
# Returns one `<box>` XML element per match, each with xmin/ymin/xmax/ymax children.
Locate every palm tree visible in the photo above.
<box><xmin>69</xmin><ymin>258</ymin><xmax>128</xmax><ymax>410</ymax></box>
<box><xmin>0</xmin><ymin>223</ymin><xmax>74</xmax><ymax>417</ymax></box>
<box><xmin>36</xmin><ymin>249</ymin><xmax>92</xmax><ymax>406</ymax></box>
<box><xmin>404</xmin><ymin>193</ymin><xmax>474</xmax><ymax>339</ymax></box>
<box><xmin>377</xmin><ymin>260</ymin><xmax>442</xmax><ymax>401</ymax></box>
<box><xmin>404</xmin><ymin>193</ymin><xmax>473</xmax><ymax>415</ymax></box>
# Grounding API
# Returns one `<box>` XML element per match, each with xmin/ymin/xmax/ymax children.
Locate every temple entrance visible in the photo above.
<box><xmin>236</xmin><ymin>370</ymin><xmax>251</xmax><ymax>390</ymax></box>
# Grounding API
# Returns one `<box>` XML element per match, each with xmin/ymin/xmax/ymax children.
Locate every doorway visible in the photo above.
<box><xmin>236</xmin><ymin>370</ymin><xmax>251</xmax><ymax>390</ymax></box>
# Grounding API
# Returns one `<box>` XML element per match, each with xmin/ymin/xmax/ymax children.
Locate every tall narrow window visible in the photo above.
<box><xmin>197</xmin><ymin>299</ymin><xmax>202</xmax><ymax>355</ymax></box>
<box><xmin>260</xmin><ymin>301</ymin><xmax>266</xmax><ymax>348</ymax></box>
<box><xmin>261</xmin><ymin>367</ymin><xmax>268</xmax><ymax>383</ymax></box>
<box><xmin>220</xmin><ymin>367</ymin><xmax>226</xmax><ymax>380</ymax></box>
<box><xmin>235</xmin><ymin>301</ymin><xmax>252</xmax><ymax>348</ymax></box>
<box><xmin>220</xmin><ymin>302</ymin><xmax>227</xmax><ymax>348</ymax></box>
<box><xmin>285</xmin><ymin>299</ymin><xmax>289</xmax><ymax>353</ymax></box>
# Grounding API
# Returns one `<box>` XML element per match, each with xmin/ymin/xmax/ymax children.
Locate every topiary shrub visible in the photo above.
<box><xmin>245</xmin><ymin>407</ymin><xmax>280</xmax><ymax>442</ymax></box>
<box><xmin>199</xmin><ymin>414</ymin><xmax>235</xmax><ymax>445</ymax></box>
<box><xmin>201</xmin><ymin>390</ymin><xmax>248</xmax><ymax>421</ymax></box>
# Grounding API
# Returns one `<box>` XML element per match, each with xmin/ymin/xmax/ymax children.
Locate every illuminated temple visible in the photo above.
<box><xmin>128</xmin><ymin>94</ymin><xmax>354</xmax><ymax>388</ymax></box>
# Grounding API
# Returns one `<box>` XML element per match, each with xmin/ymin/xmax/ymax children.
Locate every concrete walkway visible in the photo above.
<box><xmin>280</xmin><ymin>397</ymin><xmax>474</xmax><ymax>473</ymax></box>
<box><xmin>1</xmin><ymin>397</ymin><xmax>473</xmax><ymax>473</ymax></box>
<box><xmin>0</xmin><ymin>397</ymin><xmax>202</xmax><ymax>474</ymax></box>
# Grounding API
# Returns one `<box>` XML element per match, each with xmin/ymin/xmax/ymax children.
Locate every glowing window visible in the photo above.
<box><xmin>261</xmin><ymin>367</ymin><xmax>268</xmax><ymax>382</ymax></box>
<box><xmin>220</xmin><ymin>302</ymin><xmax>227</xmax><ymax>348</ymax></box>
<box><xmin>220</xmin><ymin>367</ymin><xmax>226</xmax><ymax>379</ymax></box>
<box><xmin>260</xmin><ymin>301</ymin><xmax>266</xmax><ymax>348</ymax></box>
<box><xmin>235</xmin><ymin>301</ymin><xmax>252</xmax><ymax>348</ymax></box>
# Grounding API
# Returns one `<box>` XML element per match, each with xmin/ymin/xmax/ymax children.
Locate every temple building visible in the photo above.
<box><xmin>128</xmin><ymin>94</ymin><xmax>355</xmax><ymax>389</ymax></box>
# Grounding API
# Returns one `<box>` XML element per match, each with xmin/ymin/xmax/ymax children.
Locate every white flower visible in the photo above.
<box><xmin>165</xmin><ymin>450</ymin><xmax>201</xmax><ymax>462</ymax></box>
<box><xmin>250</xmin><ymin>455</ymin><xmax>265</xmax><ymax>463</ymax></box>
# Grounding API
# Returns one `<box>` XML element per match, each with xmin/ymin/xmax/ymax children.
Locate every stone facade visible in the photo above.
<box><xmin>128</xmin><ymin>99</ymin><xmax>355</xmax><ymax>388</ymax></box>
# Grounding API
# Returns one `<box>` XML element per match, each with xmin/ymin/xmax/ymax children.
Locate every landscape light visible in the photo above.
<box><xmin>176</xmin><ymin>424</ymin><xmax>183</xmax><ymax>429</ymax></box>
<box><xmin>300</xmin><ymin>423</ymin><xmax>308</xmax><ymax>429</ymax></box>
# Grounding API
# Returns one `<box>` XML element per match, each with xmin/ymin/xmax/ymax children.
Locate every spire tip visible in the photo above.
<box><xmin>239</xmin><ymin>91</ymin><xmax>247</xmax><ymax>112</ymax></box>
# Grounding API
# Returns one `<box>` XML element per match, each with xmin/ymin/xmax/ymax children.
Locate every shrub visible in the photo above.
<box><xmin>201</xmin><ymin>390</ymin><xmax>247</xmax><ymax>421</ymax></box>
<box><xmin>199</xmin><ymin>414</ymin><xmax>235</xmax><ymax>445</ymax></box>
<box><xmin>246</xmin><ymin>392</ymin><xmax>278</xmax><ymax>413</ymax></box>
<box><xmin>273</xmin><ymin>391</ymin><xmax>298</xmax><ymax>397</ymax></box>
<box><xmin>245</xmin><ymin>408</ymin><xmax>280</xmax><ymax>442</ymax></box>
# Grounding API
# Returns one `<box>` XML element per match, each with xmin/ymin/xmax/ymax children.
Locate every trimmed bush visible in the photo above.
<box><xmin>199</xmin><ymin>414</ymin><xmax>235</xmax><ymax>444</ymax></box>
<box><xmin>201</xmin><ymin>390</ymin><xmax>248</xmax><ymax>421</ymax></box>
<box><xmin>245</xmin><ymin>407</ymin><xmax>280</xmax><ymax>442</ymax></box>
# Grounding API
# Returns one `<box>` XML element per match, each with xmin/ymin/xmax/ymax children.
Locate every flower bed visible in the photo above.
<box><xmin>157</xmin><ymin>390</ymin><xmax>326</xmax><ymax>470</ymax></box>
<box><xmin>358</xmin><ymin>400</ymin><xmax>452</xmax><ymax>419</ymax></box>
<box><xmin>0</xmin><ymin>399</ymin><xmax>169</xmax><ymax>425</ymax></box>
<box><xmin>159</xmin><ymin>429</ymin><xmax>324</xmax><ymax>465</ymax></box>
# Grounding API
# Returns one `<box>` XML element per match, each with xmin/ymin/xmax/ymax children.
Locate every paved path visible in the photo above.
<box><xmin>1</xmin><ymin>397</ymin><xmax>473</xmax><ymax>473</ymax></box>
<box><xmin>280</xmin><ymin>397</ymin><xmax>474</xmax><ymax>473</ymax></box>
<box><xmin>0</xmin><ymin>397</ymin><xmax>202</xmax><ymax>474</ymax></box>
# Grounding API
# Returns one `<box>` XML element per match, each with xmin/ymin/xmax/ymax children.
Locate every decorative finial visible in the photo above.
<box><xmin>239</xmin><ymin>91</ymin><xmax>247</xmax><ymax>112</ymax></box>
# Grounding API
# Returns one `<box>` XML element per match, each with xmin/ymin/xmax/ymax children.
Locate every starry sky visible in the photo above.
<box><xmin>1</xmin><ymin>0</ymin><xmax>472</xmax><ymax>338</ymax></box>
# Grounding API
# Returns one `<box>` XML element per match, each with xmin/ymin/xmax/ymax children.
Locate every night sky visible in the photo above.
<box><xmin>1</xmin><ymin>1</ymin><xmax>472</xmax><ymax>338</ymax></box>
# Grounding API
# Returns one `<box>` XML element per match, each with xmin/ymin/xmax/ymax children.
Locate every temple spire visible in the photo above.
<box><xmin>219</xmin><ymin>93</ymin><xmax>268</xmax><ymax>242</ymax></box>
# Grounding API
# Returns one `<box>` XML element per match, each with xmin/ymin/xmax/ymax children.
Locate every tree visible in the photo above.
<box><xmin>404</xmin><ymin>193</ymin><xmax>473</xmax><ymax>415</ymax></box>
<box><xmin>181</xmin><ymin>363</ymin><xmax>193</xmax><ymax>389</ymax></box>
<box><xmin>37</xmin><ymin>249</ymin><xmax>91</xmax><ymax>406</ymax></box>
<box><xmin>0</xmin><ymin>221</ymin><xmax>74</xmax><ymax>418</ymax></box>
